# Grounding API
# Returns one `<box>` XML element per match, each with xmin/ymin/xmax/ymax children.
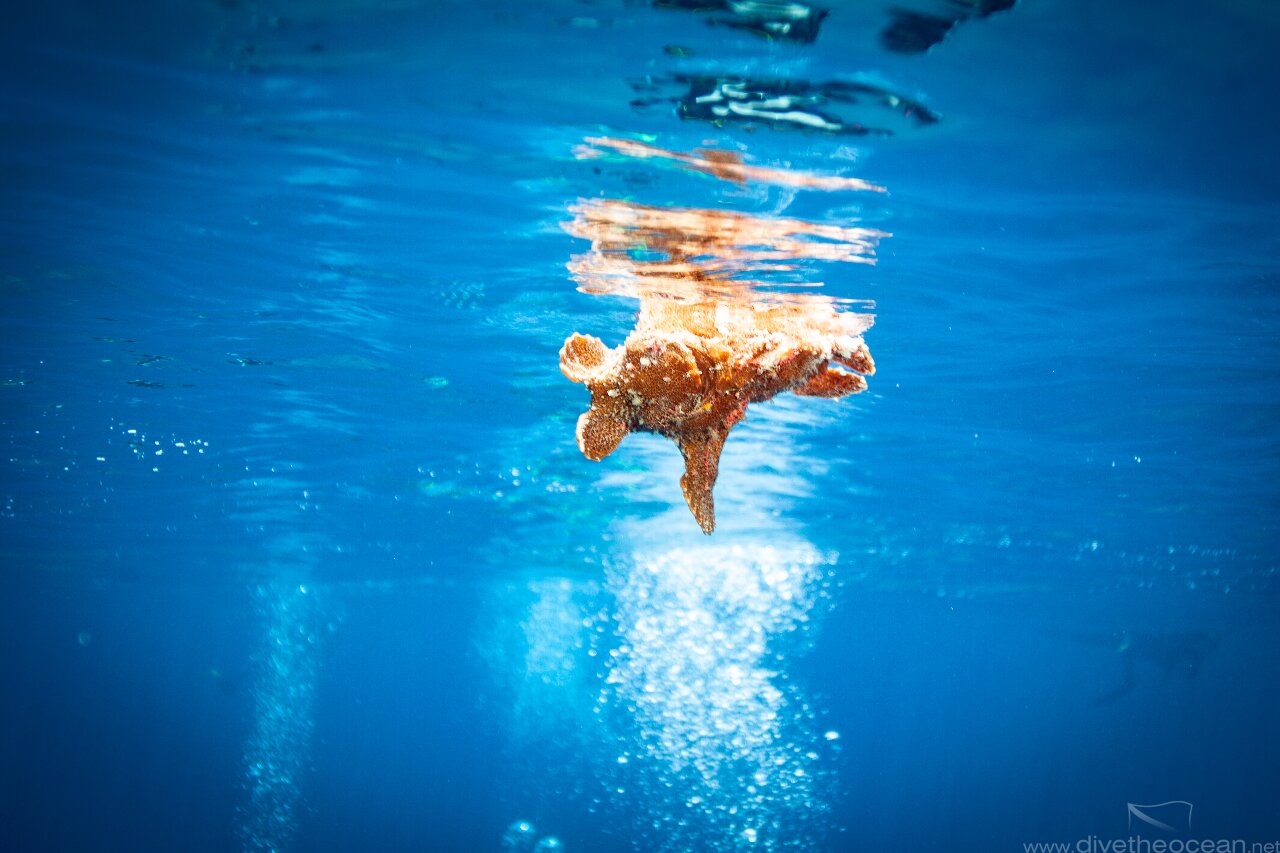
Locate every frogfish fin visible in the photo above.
<box><xmin>677</xmin><ymin>428</ymin><xmax>727</xmax><ymax>534</ymax></box>
<box><xmin>560</xmin><ymin>333</ymin><xmax>609</xmax><ymax>383</ymax></box>
<box><xmin>793</xmin><ymin>366</ymin><xmax>868</xmax><ymax>398</ymax></box>
<box><xmin>577</xmin><ymin>408</ymin><xmax>629</xmax><ymax>461</ymax></box>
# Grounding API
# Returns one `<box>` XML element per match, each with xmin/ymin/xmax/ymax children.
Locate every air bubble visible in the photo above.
<box><xmin>501</xmin><ymin>820</ymin><xmax>537</xmax><ymax>853</ymax></box>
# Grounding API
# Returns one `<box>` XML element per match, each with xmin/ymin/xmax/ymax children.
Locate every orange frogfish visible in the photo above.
<box><xmin>560</xmin><ymin>296</ymin><xmax>874</xmax><ymax>533</ymax></box>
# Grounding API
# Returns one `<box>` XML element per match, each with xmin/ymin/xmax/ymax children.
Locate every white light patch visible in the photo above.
<box><xmin>603</xmin><ymin>542</ymin><xmax>834</xmax><ymax>851</ymax></box>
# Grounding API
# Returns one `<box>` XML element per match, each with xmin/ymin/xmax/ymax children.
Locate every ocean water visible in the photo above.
<box><xmin>1</xmin><ymin>1</ymin><xmax>1278</xmax><ymax>851</ymax></box>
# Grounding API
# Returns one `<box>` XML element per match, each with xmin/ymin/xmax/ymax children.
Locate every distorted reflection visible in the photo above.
<box><xmin>565</xmin><ymin>197</ymin><xmax>885</xmax><ymax>291</ymax></box>
<box><xmin>575</xmin><ymin>137</ymin><xmax>885</xmax><ymax>193</ymax></box>
<box><xmin>653</xmin><ymin>0</ymin><xmax>830</xmax><ymax>43</ymax></box>
<box><xmin>560</xmin><ymin>176</ymin><xmax>884</xmax><ymax>533</ymax></box>
<box><xmin>631</xmin><ymin>75</ymin><xmax>939</xmax><ymax>135</ymax></box>
<box><xmin>880</xmin><ymin>0</ymin><xmax>1017</xmax><ymax>54</ymax></box>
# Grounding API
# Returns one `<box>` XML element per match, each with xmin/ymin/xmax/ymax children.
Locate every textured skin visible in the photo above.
<box><xmin>561</xmin><ymin>297</ymin><xmax>874</xmax><ymax>533</ymax></box>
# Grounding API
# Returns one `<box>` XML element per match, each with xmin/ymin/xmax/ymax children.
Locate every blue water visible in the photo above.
<box><xmin>2</xmin><ymin>1</ymin><xmax>1278</xmax><ymax>851</ymax></box>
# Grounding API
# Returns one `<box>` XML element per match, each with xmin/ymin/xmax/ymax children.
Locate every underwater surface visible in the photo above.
<box><xmin>1</xmin><ymin>0</ymin><xmax>1278</xmax><ymax>851</ymax></box>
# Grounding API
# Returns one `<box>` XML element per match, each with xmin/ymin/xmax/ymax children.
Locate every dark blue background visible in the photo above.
<box><xmin>1</xmin><ymin>0</ymin><xmax>1277</xmax><ymax>851</ymax></box>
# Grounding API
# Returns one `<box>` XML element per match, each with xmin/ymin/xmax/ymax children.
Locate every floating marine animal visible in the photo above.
<box><xmin>560</xmin><ymin>297</ymin><xmax>874</xmax><ymax>533</ymax></box>
<box><xmin>560</xmin><ymin>193</ymin><xmax>883</xmax><ymax>532</ymax></box>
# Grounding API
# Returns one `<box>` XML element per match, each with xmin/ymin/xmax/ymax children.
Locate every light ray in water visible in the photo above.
<box><xmin>238</xmin><ymin>582</ymin><xmax>327</xmax><ymax>853</ymax></box>
<box><xmin>600</xmin><ymin>542</ymin><xmax>836</xmax><ymax>851</ymax></box>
